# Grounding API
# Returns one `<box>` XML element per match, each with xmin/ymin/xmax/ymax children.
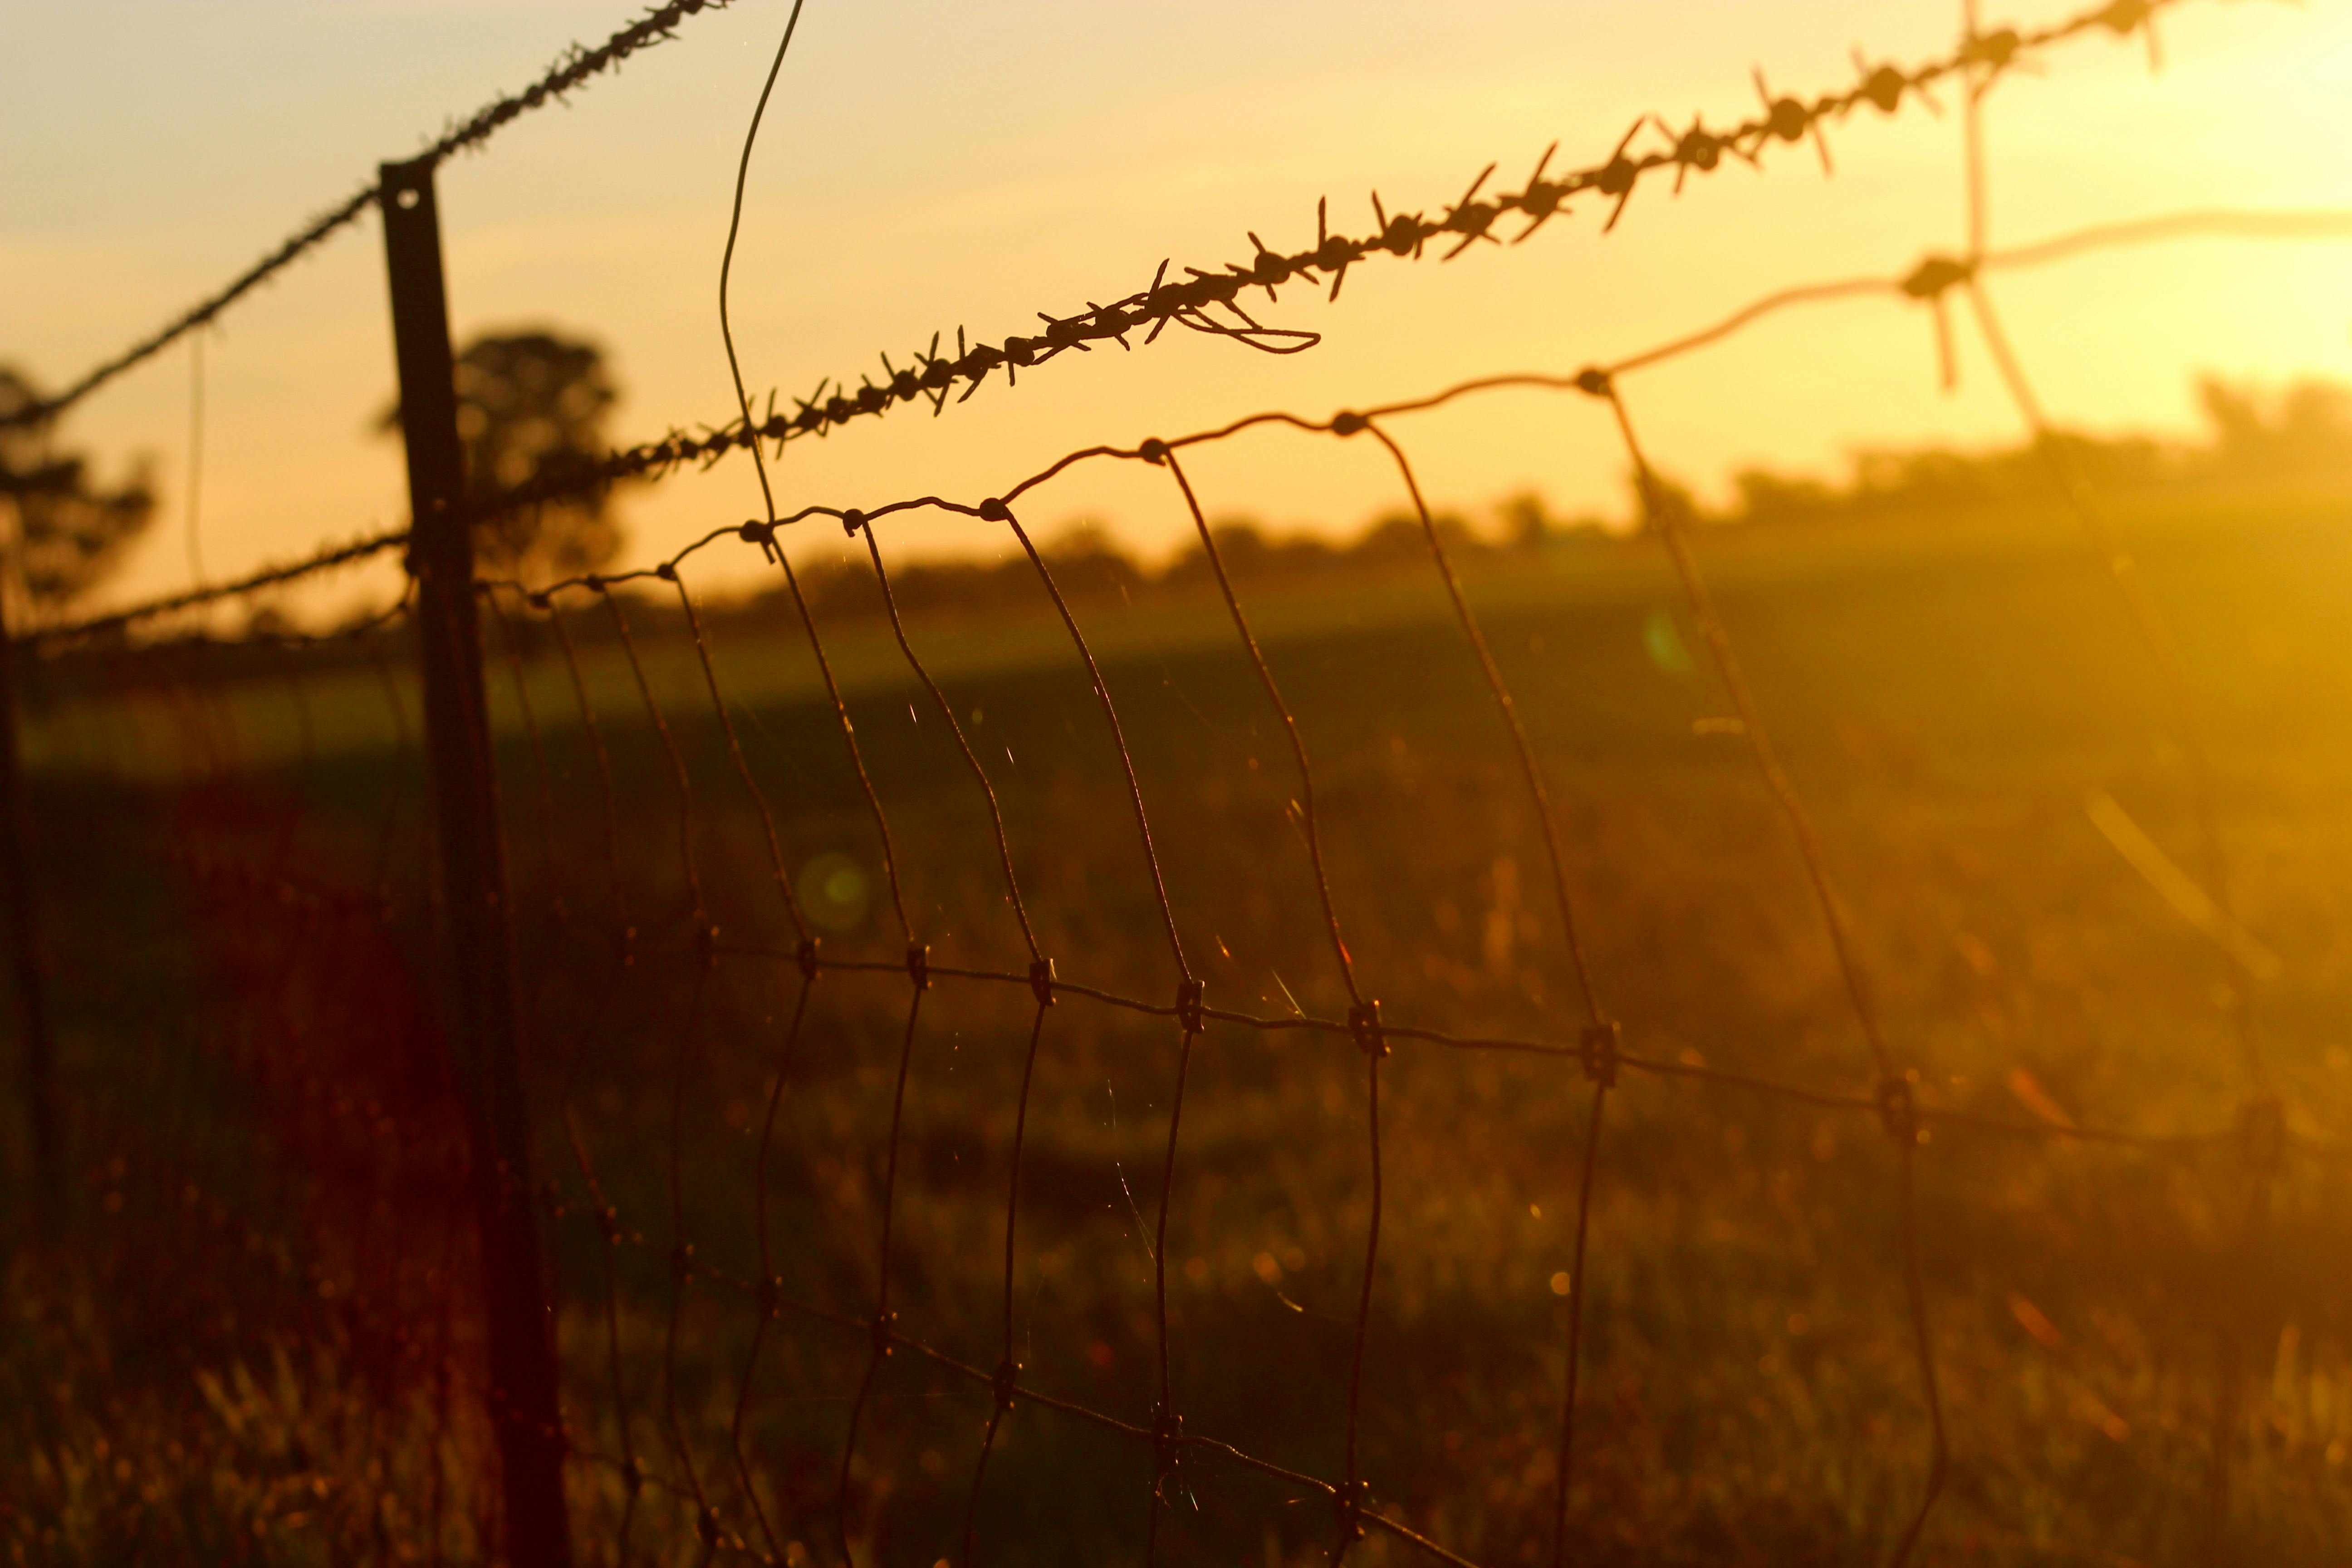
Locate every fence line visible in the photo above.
<box><xmin>17</xmin><ymin>1</ymin><xmax>2352</xmax><ymax>1564</ymax></box>
<box><xmin>34</xmin><ymin>201</ymin><xmax>2352</xmax><ymax>656</ymax></box>
<box><xmin>437</xmin><ymin>353</ymin><xmax>2352</xmax><ymax>1561</ymax></box>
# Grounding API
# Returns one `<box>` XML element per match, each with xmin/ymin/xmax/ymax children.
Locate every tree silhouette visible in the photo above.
<box><xmin>0</xmin><ymin>368</ymin><xmax>156</xmax><ymax>610</ymax></box>
<box><xmin>382</xmin><ymin>330</ymin><xmax>624</xmax><ymax>585</ymax></box>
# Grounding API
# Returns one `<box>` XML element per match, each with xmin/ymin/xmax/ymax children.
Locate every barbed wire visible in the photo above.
<box><xmin>30</xmin><ymin>199</ymin><xmax>2352</xmax><ymax>661</ymax></box>
<box><xmin>2</xmin><ymin>0</ymin><xmax>737</xmax><ymax>433</ymax></box>
<box><xmin>25</xmin><ymin>2</ymin><xmax>2352</xmax><ymax>1564</ymax></box>
<box><xmin>459</xmin><ymin>0</ymin><xmax>2200</xmax><ymax>516</ymax></box>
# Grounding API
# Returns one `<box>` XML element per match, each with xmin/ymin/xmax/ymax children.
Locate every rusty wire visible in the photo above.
<box><xmin>458</xmin><ymin>339</ymin><xmax>2337</xmax><ymax>1566</ymax></box>
<box><xmin>389</xmin><ymin>0</ymin><xmax>2204</xmax><ymax>522</ymax></box>
<box><xmin>44</xmin><ymin>191</ymin><xmax>2351</xmax><ymax>666</ymax></box>
<box><xmin>25</xmin><ymin>2</ymin><xmax>2352</xmax><ymax>1562</ymax></box>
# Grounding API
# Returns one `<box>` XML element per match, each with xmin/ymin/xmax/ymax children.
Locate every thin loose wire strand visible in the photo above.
<box><xmin>711</xmin><ymin>0</ymin><xmax>913</xmax><ymax>958</ymax></box>
<box><xmin>718</xmin><ymin>0</ymin><xmax>810</xmax><ymax>532</ymax></box>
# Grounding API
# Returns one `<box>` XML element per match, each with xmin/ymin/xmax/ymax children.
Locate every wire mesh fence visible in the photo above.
<box><xmin>10</xmin><ymin>1</ymin><xmax>2352</xmax><ymax>1565</ymax></box>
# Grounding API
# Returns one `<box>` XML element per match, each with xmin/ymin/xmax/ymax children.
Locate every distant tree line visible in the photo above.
<box><xmin>735</xmin><ymin>374</ymin><xmax>2352</xmax><ymax>628</ymax></box>
<box><xmin>0</xmin><ymin>369</ymin><xmax>155</xmax><ymax>615</ymax></box>
<box><xmin>1715</xmin><ymin>376</ymin><xmax>2352</xmax><ymax>529</ymax></box>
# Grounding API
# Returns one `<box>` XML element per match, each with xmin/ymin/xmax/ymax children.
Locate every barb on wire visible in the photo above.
<box><xmin>7</xmin><ymin>0</ymin><xmax>736</xmax><ymax>432</ymax></box>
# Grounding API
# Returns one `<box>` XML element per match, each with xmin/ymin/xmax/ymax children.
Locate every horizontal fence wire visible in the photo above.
<box><xmin>36</xmin><ymin>200</ymin><xmax>2352</xmax><ymax>656</ymax></box>
<box><xmin>2</xmin><ymin>0</ymin><xmax>739</xmax><ymax>433</ymax></box>
<box><xmin>22</xmin><ymin>3</ymin><xmax>2352</xmax><ymax>1565</ymax></box>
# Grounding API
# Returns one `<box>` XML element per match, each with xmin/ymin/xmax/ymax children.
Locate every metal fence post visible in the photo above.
<box><xmin>378</xmin><ymin>153</ymin><xmax>573</xmax><ymax>1568</ymax></box>
<box><xmin>0</xmin><ymin>590</ymin><xmax>61</xmax><ymax>1248</ymax></box>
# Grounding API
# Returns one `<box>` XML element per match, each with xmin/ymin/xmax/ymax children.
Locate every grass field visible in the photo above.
<box><xmin>10</xmin><ymin>482</ymin><xmax>2352</xmax><ymax>1566</ymax></box>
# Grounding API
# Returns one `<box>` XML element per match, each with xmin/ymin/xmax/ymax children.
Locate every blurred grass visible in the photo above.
<box><xmin>10</xmin><ymin>491</ymin><xmax>2352</xmax><ymax>1565</ymax></box>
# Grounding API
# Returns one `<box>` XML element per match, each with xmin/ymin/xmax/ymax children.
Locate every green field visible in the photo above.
<box><xmin>11</xmin><ymin>485</ymin><xmax>2352</xmax><ymax>1566</ymax></box>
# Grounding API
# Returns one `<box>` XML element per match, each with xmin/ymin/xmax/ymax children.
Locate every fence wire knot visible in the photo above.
<box><xmin>1877</xmin><ymin>1071</ymin><xmax>1921</xmax><ymax>1147</ymax></box>
<box><xmin>1573</xmin><ymin>366</ymin><xmax>1613</xmax><ymax>397</ymax></box>
<box><xmin>795</xmin><ymin>936</ymin><xmax>820</xmax><ymax>979</ymax></box>
<box><xmin>842</xmin><ymin>508</ymin><xmax>868</xmax><ymax>537</ymax></box>
<box><xmin>979</xmin><ymin>497</ymin><xmax>1011</xmax><ymax>522</ymax></box>
<box><xmin>1150</xmin><ymin>1404</ymin><xmax>1185</xmax><ymax>1477</ymax></box>
<box><xmin>1965</xmin><ymin>25</ymin><xmax>2025</xmax><ymax>70</ymax></box>
<box><xmin>1331</xmin><ymin>410</ymin><xmax>1369</xmax><ymax>436</ymax></box>
<box><xmin>991</xmin><ymin>1357</ymin><xmax>1021</xmax><ymax>1411</ymax></box>
<box><xmin>1029</xmin><ymin>957</ymin><xmax>1057</xmax><ymax>1007</ymax></box>
<box><xmin>1176</xmin><ymin>979</ymin><xmax>1206</xmax><ymax>1035</ymax></box>
<box><xmin>869</xmin><ymin>1310</ymin><xmax>897</xmax><ymax>1359</ymax></box>
<box><xmin>1140</xmin><ymin>437</ymin><xmax>1170</xmax><ymax>465</ymax></box>
<box><xmin>905</xmin><ymin>942</ymin><xmax>931</xmax><ymax>990</ymax></box>
<box><xmin>1579</xmin><ymin>1020</ymin><xmax>1621</xmax><ymax>1088</ymax></box>
<box><xmin>1901</xmin><ymin>253</ymin><xmax>1978</xmax><ymax>299</ymax></box>
<box><xmin>1333</xmin><ymin>1477</ymin><xmax>1371</xmax><ymax>1542</ymax></box>
<box><xmin>1348</xmin><ymin>999</ymin><xmax>1387</xmax><ymax>1058</ymax></box>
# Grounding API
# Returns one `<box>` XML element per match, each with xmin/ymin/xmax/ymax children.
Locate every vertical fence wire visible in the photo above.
<box><xmin>22</xmin><ymin>5</ymin><xmax>2352</xmax><ymax>1559</ymax></box>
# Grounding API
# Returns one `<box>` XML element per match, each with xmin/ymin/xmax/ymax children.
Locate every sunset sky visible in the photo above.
<box><xmin>7</xmin><ymin>0</ymin><xmax>2352</xmax><ymax>622</ymax></box>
